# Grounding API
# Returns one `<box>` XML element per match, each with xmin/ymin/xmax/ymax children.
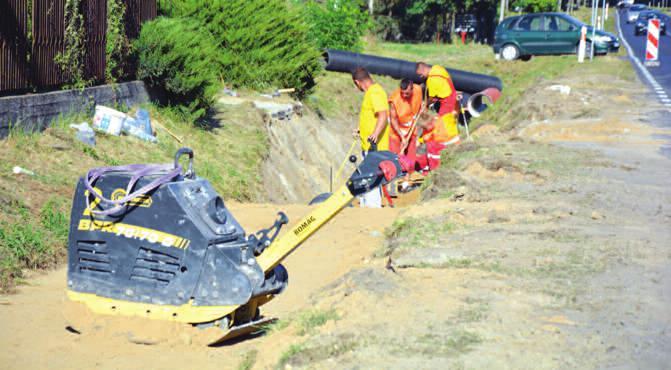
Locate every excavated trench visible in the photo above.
<box><xmin>260</xmin><ymin>107</ymin><xmax>354</xmax><ymax>204</ymax></box>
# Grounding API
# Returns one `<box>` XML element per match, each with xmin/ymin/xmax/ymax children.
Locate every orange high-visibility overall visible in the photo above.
<box><xmin>388</xmin><ymin>84</ymin><xmax>422</xmax><ymax>172</ymax></box>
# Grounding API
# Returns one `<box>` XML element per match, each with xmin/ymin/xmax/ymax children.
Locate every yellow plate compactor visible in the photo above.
<box><xmin>65</xmin><ymin>148</ymin><xmax>403</xmax><ymax>345</ymax></box>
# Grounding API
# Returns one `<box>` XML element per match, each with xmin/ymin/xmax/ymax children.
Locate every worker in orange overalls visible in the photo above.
<box><xmin>415</xmin><ymin>62</ymin><xmax>460</xmax><ymax>147</ymax></box>
<box><xmin>388</xmin><ymin>78</ymin><xmax>422</xmax><ymax>192</ymax></box>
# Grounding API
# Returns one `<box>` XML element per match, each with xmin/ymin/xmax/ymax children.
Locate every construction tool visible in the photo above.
<box><xmin>260</xmin><ymin>88</ymin><xmax>297</xmax><ymax>99</ymax></box>
<box><xmin>399</xmin><ymin>102</ymin><xmax>427</xmax><ymax>155</ymax></box>
<box><xmin>64</xmin><ymin>147</ymin><xmax>405</xmax><ymax>345</ymax></box>
<box><xmin>153</xmin><ymin>120</ymin><xmax>183</xmax><ymax>143</ymax></box>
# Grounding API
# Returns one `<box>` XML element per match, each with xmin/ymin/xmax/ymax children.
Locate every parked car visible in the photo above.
<box><xmin>493</xmin><ymin>12</ymin><xmax>620</xmax><ymax>61</ymax></box>
<box><xmin>626</xmin><ymin>4</ymin><xmax>648</xmax><ymax>23</ymax></box>
<box><xmin>635</xmin><ymin>11</ymin><xmax>667</xmax><ymax>35</ymax></box>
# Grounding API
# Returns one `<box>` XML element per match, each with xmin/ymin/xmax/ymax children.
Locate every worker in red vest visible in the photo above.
<box><xmin>415</xmin><ymin>114</ymin><xmax>456</xmax><ymax>172</ymax></box>
<box><xmin>415</xmin><ymin>62</ymin><xmax>460</xmax><ymax>147</ymax></box>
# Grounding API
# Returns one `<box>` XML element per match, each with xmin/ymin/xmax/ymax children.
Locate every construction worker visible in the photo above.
<box><xmin>415</xmin><ymin>62</ymin><xmax>460</xmax><ymax>147</ymax></box>
<box><xmin>389</xmin><ymin>78</ymin><xmax>422</xmax><ymax>192</ymax></box>
<box><xmin>415</xmin><ymin>114</ymin><xmax>452</xmax><ymax>172</ymax></box>
<box><xmin>352</xmin><ymin>67</ymin><xmax>390</xmax><ymax>208</ymax></box>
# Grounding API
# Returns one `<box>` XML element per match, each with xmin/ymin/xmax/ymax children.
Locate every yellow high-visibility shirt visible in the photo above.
<box><xmin>359</xmin><ymin>83</ymin><xmax>390</xmax><ymax>151</ymax></box>
<box><xmin>426</xmin><ymin>65</ymin><xmax>453</xmax><ymax>99</ymax></box>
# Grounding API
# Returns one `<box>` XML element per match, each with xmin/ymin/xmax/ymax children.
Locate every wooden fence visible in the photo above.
<box><xmin>0</xmin><ymin>0</ymin><xmax>156</xmax><ymax>95</ymax></box>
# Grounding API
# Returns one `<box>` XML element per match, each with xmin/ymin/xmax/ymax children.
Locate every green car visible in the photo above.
<box><xmin>493</xmin><ymin>12</ymin><xmax>620</xmax><ymax>61</ymax></box>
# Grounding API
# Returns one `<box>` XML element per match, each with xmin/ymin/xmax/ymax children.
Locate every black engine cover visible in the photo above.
<box><xmin>67</xmin><ymin>170</ymin><xmax>286</xmax><ymax>307</ymax></box>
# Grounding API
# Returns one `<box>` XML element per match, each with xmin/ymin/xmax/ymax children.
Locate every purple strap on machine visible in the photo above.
<box><xmin>84</xmin><ymin>163</ymin><xmax>182</xmax><ymax>217</ymax></box>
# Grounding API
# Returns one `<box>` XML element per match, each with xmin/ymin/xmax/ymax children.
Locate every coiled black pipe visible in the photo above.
<box><xmin>323</xmin><ymin>49</ymin><xmax>503</xmax><ymax>94</ymax></box>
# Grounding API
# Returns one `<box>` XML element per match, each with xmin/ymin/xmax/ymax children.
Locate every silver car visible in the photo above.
<box><xmin>626</xmin><ymin>4</ymin><xmax>648</xmax><ymax>23</ymax></box>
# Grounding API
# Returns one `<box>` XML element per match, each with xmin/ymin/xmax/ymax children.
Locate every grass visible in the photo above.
<box><xmin>262</xmin><ymin>308</ymin><xmax>340</xmax><ymax>337</ymax></box>
<box><xmin>277</xmin><ymin>343</ymin><xmax>309</xmax><ymax>368</ymax></box>
<box><xmin>415</xmin><ymin>329</ymin><xmax>483</xmax><ymax>356</ymax></box>
<box><xmin>237</xmin><ymin>350</ymin><xmax>258</xmax><ymax>370</ymax></box>
<box><xmin>0</xmin><ymin>201</ymin><xmax>64</xmax><ymax>292</ymax></box>
<box><xmin>295</xmin><ymin>308</ymin><xmax>340</xmax><ymax>336</ymax></box>
<box><xmin>277</xmin><ymin>335</ymin><xmax>357</xmax><ymax>369</ymax></box>
<box><xmin>381</xmin><ymin>216</ymin><xmax>457</xmax><ymax>256</ymax></box>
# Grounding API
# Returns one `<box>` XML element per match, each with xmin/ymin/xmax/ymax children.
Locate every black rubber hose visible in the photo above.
<box><xmin>323</xmin><ymin>49</ymin><xmax>503</xmax><ymax>94</ymax></box>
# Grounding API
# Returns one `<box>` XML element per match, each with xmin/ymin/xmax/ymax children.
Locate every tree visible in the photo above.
<box><xmin>512</xmin><ymin>0</ymin><xmax>556</xmax><ymax>12</ymax></box>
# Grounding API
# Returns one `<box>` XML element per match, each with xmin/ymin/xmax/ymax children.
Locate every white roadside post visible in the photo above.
<box><xmin>605</xmin><ymin>3</ymin><xmax>609</xmax><ymax>21</ymax></box>
<box><xmin>597</xmin><ymin>15</ymin><xmax>602</xmax><ymax>30</ymax></box>
<box><xmin>645</xmin><ymin>18</ymin><xmax>661</xmax><ymax>67</ymax></box>
<box><xmin>578</xmin><ymin>26</ymin><xmax>588</xmax><ymax>63</ymax></box>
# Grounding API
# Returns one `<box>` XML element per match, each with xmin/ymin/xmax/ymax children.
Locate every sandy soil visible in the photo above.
<box><xmin>0</xmin><ymin>203</ymin><xmax>400</xmax><ymax>369</ymax></box>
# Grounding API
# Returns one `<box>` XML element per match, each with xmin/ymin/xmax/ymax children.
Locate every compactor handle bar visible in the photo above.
<box><xmin>174</xmin><ymin>147</ymin><xmax>195</xmax><ymax>179</ymax></box>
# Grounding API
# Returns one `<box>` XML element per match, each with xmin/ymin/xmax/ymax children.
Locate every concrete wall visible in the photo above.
<box><xmin>0</xmin><ymin>81</ymin><xmax>149</xmax><ymax>138</ymax></box>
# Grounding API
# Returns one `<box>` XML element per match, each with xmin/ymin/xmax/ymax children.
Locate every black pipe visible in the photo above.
<box><xmin>323</xmin><ymin>49</ymin><xmax>503</xmax><ymax>94</ymax></box>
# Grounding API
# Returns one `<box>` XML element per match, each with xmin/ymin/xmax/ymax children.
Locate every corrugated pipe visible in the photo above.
<box><xmin>323</xmin><ymin>49</ymin><xmax>503</xmax><ymax>95</ymax></box>
<box><xmin>462</xmin><ymin>87</ymin><xmax>501</xmax><ymax>118</ymax></box>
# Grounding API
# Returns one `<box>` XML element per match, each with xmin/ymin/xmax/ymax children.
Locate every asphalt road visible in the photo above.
<box><xmin>617</xmin><ymin>9</ymin><xmax>671</xmax><ymax>109</ymax></box>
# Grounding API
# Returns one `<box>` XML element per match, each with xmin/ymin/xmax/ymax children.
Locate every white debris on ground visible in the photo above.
<box><xmin>12</xmin><ymin>166</ymin><xmax>35</xmax><ymax>176</ymax></box>
<box><xmin>252</xmin><ymin>101</ymin><xmax>301</xmax><ymax>121</ymax></box>
<box><xmin>92</xmin><ymin>105</ymin><xmax>157</xmax><ymax>143</ymax></box>
<box><xmin>546</xmin><ymin>84</ymin><xmax>572</xmax><ymax>95</ymax></box>
<box><xmin>70</xmin><ymin>122</ymin><xmax>96</xmax><ymax>147</ymax></box>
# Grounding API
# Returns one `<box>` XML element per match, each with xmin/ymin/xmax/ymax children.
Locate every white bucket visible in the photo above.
<box><xmin>92</xmin><ymin>105</ymin><xmax>126</xmax><ymax>136</ymax></box>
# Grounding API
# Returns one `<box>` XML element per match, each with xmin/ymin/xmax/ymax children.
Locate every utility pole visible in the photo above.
<box><xmin>590</xmin><ymin>0</ymin><xmax>597</xmax><ymax>60</ymax></box>
<box><xmin>500</xmin><ymin>0</ymin><xmax>505</xmax><ymax>23</ymax></box>
<box><xmin>368</xmin><ymin>0</ymin><xmax>374</xmax><ymax>15</ymax></box>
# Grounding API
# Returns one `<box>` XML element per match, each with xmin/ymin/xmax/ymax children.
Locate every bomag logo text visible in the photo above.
<box><xmin>78</xmin><ymin>219</ymin><xmax>190</xmax><ymax>249</ymax></box>
<box><xmin>111</xmin><ymin>188</ymin><xmax>152</xmax><ymax>208</ymax></box>
<box><xmin>293</xmin><ymin>216</ymin><xmax>316</xmax><ymax>236</ymax></box>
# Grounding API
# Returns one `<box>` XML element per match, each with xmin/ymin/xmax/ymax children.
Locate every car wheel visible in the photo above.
<box><xmin>500</xmin><ymin>44</ymin><xmax>520</xmax><ymax>61</ymax></box>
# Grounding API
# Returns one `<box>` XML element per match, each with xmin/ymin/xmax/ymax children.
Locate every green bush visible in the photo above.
<box><xmin>303</xmin><ymin>0</ymin><xmax>370</xmax><ymax>52</ymax></box>
<box><xmin>167</xmin><ymin>0</ymin><xmax>322</xmax><ymax>94</ymax></box>
<box><xmin>135</xmin><ymin>17</ymin><xmax>220</xmax><ymax>120</ymax></box>
<box><xmin>512</xmin><ymin>0</ymin><xmax>556</xmax><ymax>12</ymax></box>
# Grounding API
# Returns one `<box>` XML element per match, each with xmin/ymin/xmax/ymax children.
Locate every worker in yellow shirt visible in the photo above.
<box><xmin>415</xmin><ymin>62</ymin><xmax>460</xmax><ymax>147</ymax></box>
<box><xmin>352</xmin><ymin>67</ymin><xmax>389</xmax><ymax>208</ymax></box>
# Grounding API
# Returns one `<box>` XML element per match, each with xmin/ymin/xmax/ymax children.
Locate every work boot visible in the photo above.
<box><xmin>388</xmin><ymin>181</ymin><xmax>398</xmax><ymax>197</ymax></box>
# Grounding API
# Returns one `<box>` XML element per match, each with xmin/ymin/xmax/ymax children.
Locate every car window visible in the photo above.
<box><xmin>515</xmin><ymin>15</ymin><xmax>543</xmax><ymax>31</ymax></box>
<box><xmin>640</xmin><ymin>12</ymin><xmax>660</xmax><ymax>20</ymax></box>
<box><xmin>546</xmin><ymin>15</ymin><xmax>576</xmax><ymax>31</ymax></box>
<box><xmin>499</xmin><ymin>17</ymin><xmax>518</xmax><ymax>30</ymax></box>
<box><xmin>506</xmin><ymin>17</ymin><xmax>520</xmax><ymax>29</ymax></box>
